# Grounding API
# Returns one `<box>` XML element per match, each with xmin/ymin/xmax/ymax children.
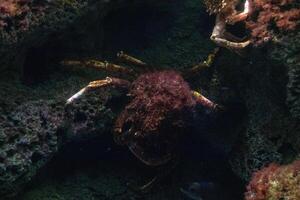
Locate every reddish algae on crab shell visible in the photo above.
<box><xmin>114</xmin><ymin>70</ymin><xmax>196</xmax><ymax>165</ymax></box>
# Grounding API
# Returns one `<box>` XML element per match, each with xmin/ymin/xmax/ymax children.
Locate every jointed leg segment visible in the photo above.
<box><xmin>66</xmin><ymin>77</ymin><xmax>130</xmax><ymax>104</ymax></box>
<box><xmin>211</xmin><ymin>34</ymin><xmax>250</xmax><ymax>49</ymax></box>
<box><xmin>117</xmin><ymin>51</ymin><xmax>149</xmax><ymax>69</ymax></box>
<box><xmin>62</xmin><ymin>59</ymin><xmax>135</xmax><ymax>75</ymax></box>
<box><xmin>183</xmin><ymin>47</ymin><xmax>219</xmax><ymax>77</ymax></box>
<box><xmin>129</xmin><ymin>157</ymin><xmax>178</xmax><ymax>193</ymax></box>
<box><xmin>192</xmin><ymin>90</ymin><xmax>222</xmax><ymax>111</ymax></box>
<box><xmin>210</xmin><ymin>0</ymin><xmax>251</xmax><ymax>51</ymax></box>
<box><xmin>62</xmin><ymin>51</ymin><xmax>152</xmax><ymax>77</ymax></box>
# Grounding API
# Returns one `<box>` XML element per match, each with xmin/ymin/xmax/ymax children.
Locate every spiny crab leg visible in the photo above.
<box><xmin>129</xmin><ymin>157</ymin><xmax>178</xmax><ymax>193</ymax></box>
<box><xmin>210</xmin><ymin>0</ymin><xmax>252</xmax><ymax>50</ymax></box>
<box><xmin>66</xmin><ymin>77</ymin><xmax>130</xmax><ymax>104</ymax></box>
<box><xmin>128</xmin><ymin>142</ymin><xmax>173</xmax><ymax>166</ymax></box>
<box><xmin>212</xmin><ymin>35</ymin><xmax>250</xmax><ymax>49</ymax></box>
<box><xmin>117</xmin><ymin>51</ymin><xmax>149</xmax><ymax>68</ymax></box>
<box><xmin>210</xmin><ymin>14</ymin><xmax>250</xmax><ymax>50</ymax></box>
<box><xmin>191</xmin><ymin>90</ymin><xmax>222</xmax><ymax>111</ymax></box>
<box><xmin>61</xmin><ymin>59</ymin><xmax>135</xmax><ymax>75</ymax></box>
<box><xmin>184</xmin><ymin>47</ymin><xmax>219</xmax><ymax>77</ymax></box>
<box><xmin>223</xmin><ymin>32</ymin><xmax>246</xmax><ymax>42</ymax></box>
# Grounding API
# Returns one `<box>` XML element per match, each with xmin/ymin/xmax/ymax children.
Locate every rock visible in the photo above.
<box><xmin>64</xmin><ymin>87</ymin><xmax>117</xmax><ymax>142</ymax></box>
<box><xmin>0</xmin><ymin>100</ymin><xmax>64</xmax><ymax>198</ymax></box>
<box><xmin>0</xmin><ymin>0</ymin><xmax>159</xmax><ymax>73</ymax></box>
<box><xmin>0</xmin><ymin>0</ymin><xmax>299</xmax><ymax>198</ymax></box>
<box><xmin>269</xmin><ymin>32</ymin><xmax>300</xmax><ymax>120</ymax></box>
<box><xmin>245</xmin><ymin>160</ymin><xmax>300</xmax><ymax>200</ymax></box>
<box><xmin>207</xmin><ymin>18</ymin><xmax>300</xmax><ymax>181</ymax></box>
<box><xmin>0</xmin><ymin>0</ymin><xmax>90</xmax><ymax>72</ymax></box>
<box><xmin>0</xmin><ymin>88</ymin><xmax>120</xmax><ymax>198</ymax></box>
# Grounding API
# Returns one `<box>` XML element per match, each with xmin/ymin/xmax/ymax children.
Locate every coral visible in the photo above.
<box><xmin>245</xmin><ymin>160</ymin><xmax>300</xmax><ymax>200</ymax></box>
<box><xmin>246</xmin><ymin>0</ymin><xmax>300</xmax><ymax>46</ymax></box>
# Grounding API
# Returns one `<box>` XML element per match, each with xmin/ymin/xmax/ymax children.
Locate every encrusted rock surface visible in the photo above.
<box><xmin>0</xmin><ymin>84</ymin><xmax>120</xmax><ymax>198</ymax></box>
<box><xmin>270</xmin><ymin>32</ymin><xmax>300</xmax><ymax>120</ymax></box>
<box><xmin>0</xmin><ymin>0</ymin><xmax>162</xmax><ymax>198</ymax></box>
<box><xmin>0</xmin><ymin>0</ymin><xmax>299</xmax><ymax>198</ymax></box>
<box><xmin>0</xmin><ymin>0</ymin><xmax>89</xmax><ymax>72</ymax></box>
<box><xmin>227</xmin><ymin>31</ymin><xmax>300</xmax><ymax>180</ymax></box>
<box><xmin>0</xmin><ymin>0</ymin><xmax>160</xmax><ymax>73</ymax></box>
<box><xmin>0</xmin><ymin>100</ymin><xmax>64</xmax><ymax>198</ymax></box>
<box><xmin>64</xmin><ymin>87</ymin><xmax>117</xmax><ymax>141</ymax></box>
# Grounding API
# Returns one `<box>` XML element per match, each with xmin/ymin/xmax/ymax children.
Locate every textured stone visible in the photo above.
<box><xmin>0</xmin><ymin>100</ymin><xmax>64</xmax><ymax>198</ymax></box>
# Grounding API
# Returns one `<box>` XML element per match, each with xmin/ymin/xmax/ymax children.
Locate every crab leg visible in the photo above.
<box><xmin>223</xmin><ymin>32</ymin><xmax>246</xmax><ymax>42</ymax></box>
<box><xmin>226</xmin><ymin>0</ymin><xmax>251</xmax><ymax>24</ymax></box>
<box><xmin>184</xmin><ymin>48</ymin><xmax>219</xmax><ymax>77</ymax></box>
<box><xmin>210</xmin><ymin>15</ymin><xmax>250</xmax><ymax>49</ymax></box>
<box><xmin>61</xmin><ymin>59</ymin><xmax>135</xmax><ymax>75</ymax></box>
<box><xmin>191</xmin><ymin>90</ymin><xmax>222</xmax><ymax>111</ymax></box>
<box><xmin>212</xmin><ymin>36</ymin><xmax>250</xmax><ymax>49</ymax></box>
<box><xmin>66</xmin><ymin>77</ymin><xmax>130</xmax><ymax>104</ymax></box>
<box><xmin>117</xmin><ymin>51</ymin><xmax>149</xmax><ymax>68</ymax></box>
<box><xmin>129</xmin><ymin>157</ymin><xmax>179</xmax><ymax>193</ymax></box>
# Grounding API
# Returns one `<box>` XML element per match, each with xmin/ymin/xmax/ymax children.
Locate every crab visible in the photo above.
<box><xmin>203</xmin><ymin>0</ymin><xmax>252</xmax><ymax>51</ymax></box>
<box><xmin>63</xmin><ymin>49</ymin><xmax>221</xmax><ymax>191</ymax></box>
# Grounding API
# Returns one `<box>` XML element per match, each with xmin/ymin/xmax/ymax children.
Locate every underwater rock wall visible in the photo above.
<box><xmin>0</xmin><ymin>0</ymin><xmax>160</xmax><ymax>73</ymax></box>
<box><xmin>244</xmin><ymin>0</ymin><xmax>300</xmax><ymax>120</ymax></box>
<box><xmin>1</xmin><ymin>0</ymin><xmax>88</xmax><ymax>72</ymax></box>
<box><xmin>270</xmin><ymin>32</ymin><xmax>300</xmax><ymax>120</ymax></box>
<box><xmin>227</xmin><ymin>37</ymin><xmax>300</xmax><ymax>181</ymax></box>
<box><xmin>0</xmin><ymin>84</ymin><xmax>119</xmax><ymax>198</ymax></box>
<box><xmin>0</xmin><ymin>0</ymin><xmax>299</xmax><ymax>199</ymax></box>
<box><xmin>213</xmin><ymin>20</ymin><xmax>300</xmax><ymax>180</ymax></box>
<box><xmin>0</xmin><ymin>0</ymin><xmax>161</xmax><ymax>198</ymax></box>
<box><xmin>65</xmin><ymin>87</ymin><xmax>116</xmax><ymax>141</ymax></box>
<box><xmin>0</xmin><ymin>100</ymin><xmax>64</xmax><ymax>198</ymax></box>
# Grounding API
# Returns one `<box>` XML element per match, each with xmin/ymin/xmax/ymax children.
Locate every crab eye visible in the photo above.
<box><xmin>121</xmin><ymin>121</ymin><xmax>134</xmax><ymax>141</ymax></box>
<box><xmin>122</xmin><ymin>121</ymin><xmax>132</xmax><ymax>133</ymax></box>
